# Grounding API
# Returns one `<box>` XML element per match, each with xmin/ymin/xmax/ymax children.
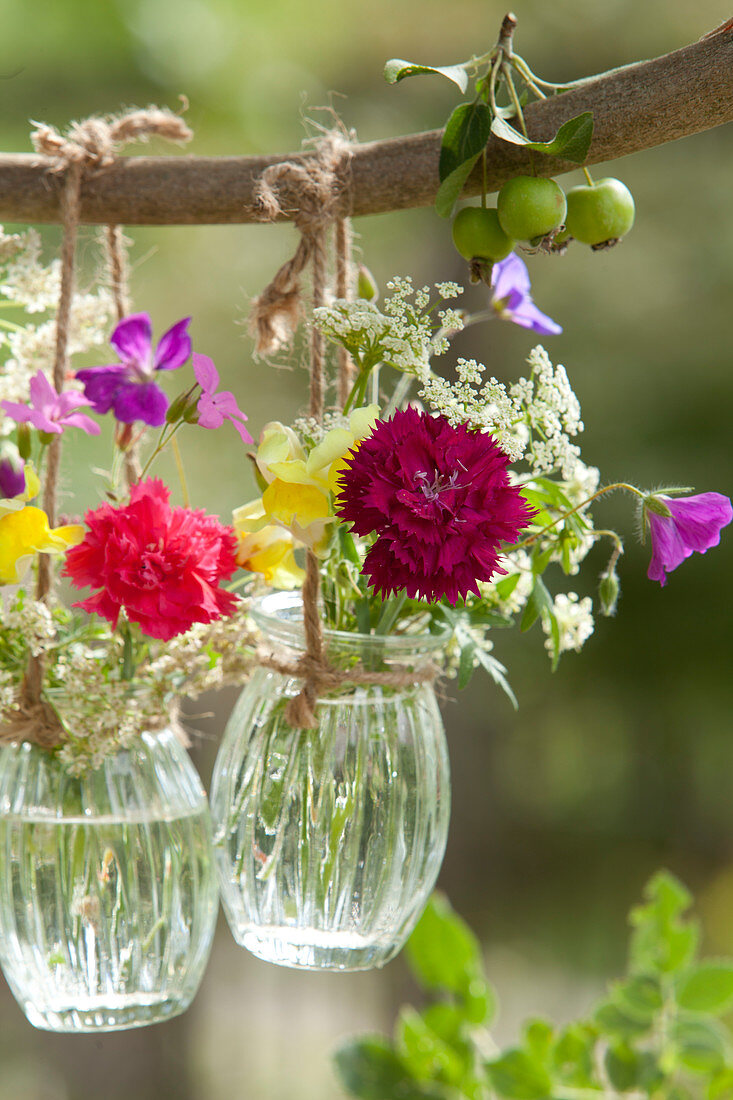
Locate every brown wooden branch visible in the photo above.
<box><xmin>0</xmin><ymin>23</ymin><xmax>731</xmax><ymax>226</ymax></box>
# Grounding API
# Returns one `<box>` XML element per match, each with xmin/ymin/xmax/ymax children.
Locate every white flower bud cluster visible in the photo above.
<box><xmin>544</xmin><ymin>592</ymin><xmax>594</xmax><ymax>656</ymax></box>
<box><xmin>517</xmin><ymin>346</ymin><xmax>584</xmax><ymax>479</ymax></box>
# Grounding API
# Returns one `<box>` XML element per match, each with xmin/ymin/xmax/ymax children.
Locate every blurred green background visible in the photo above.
<box><xmin>1</xmin><ymin>0</ymin><xmax>732</xmax><ymax>1096</ymax></box>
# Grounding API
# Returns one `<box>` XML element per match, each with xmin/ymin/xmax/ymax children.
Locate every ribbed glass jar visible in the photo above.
<box><xmin>210</xmin><ymin>591</ymin><xmax>451</xmax><ymax>972</ymax></box>
<box><xmin>0</xmin><ymin>727</ymin><xmax>219</xmax><ymax>1033</ymax></box>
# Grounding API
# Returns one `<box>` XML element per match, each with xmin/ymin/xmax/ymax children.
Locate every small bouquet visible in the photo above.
<box><xmin>1</xmin><ymin>222</ymin><xmax>731</xmax><ymax>771</ymax></box>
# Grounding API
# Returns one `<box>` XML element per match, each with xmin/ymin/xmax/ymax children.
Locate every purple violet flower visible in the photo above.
<box><xmin>75</xmin><ymin>313</ymin><xmax>191</xmax><ymax>427</ymax></box>
<box><xmin>193</xmin><ymin>353</ymin><xmax>253</xmax><ymax>444</ymax></box>
<box><xmin>1</xmin><ymin>371</ymin><xmax>100</xmax><ymax>436</ymax></box>
<box><xmin>490</xmin><ymin>254</ymin><xmax>562</xmax><ymax>335</ymax></box>
<box><xmin>643</xmin><ymin>491</ymin><xmax>733</xmax><ymax>586</ymax></box>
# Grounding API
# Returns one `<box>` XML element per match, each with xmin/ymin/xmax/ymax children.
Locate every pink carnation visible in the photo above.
<box><xmin>336</xmin><ymin>407</ymin><xmax>534</xmax><ymax>604</ymax></box>
<box><xmin>64</xmin><ymin>478</ymin><xmax>239</xmax><ymax>640</ymax></box>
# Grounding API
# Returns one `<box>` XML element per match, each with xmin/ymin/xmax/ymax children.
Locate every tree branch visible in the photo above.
<box><xmin>0</xmin><ymin>23</ymin><xmax>731</xmax><ymax>226</ymax></box>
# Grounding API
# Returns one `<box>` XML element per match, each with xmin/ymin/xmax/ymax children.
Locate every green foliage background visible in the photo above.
<box><xmin>0</xmin><ymin>1</ymin><xmax>731</xmax><ymax>1097</ymax></box>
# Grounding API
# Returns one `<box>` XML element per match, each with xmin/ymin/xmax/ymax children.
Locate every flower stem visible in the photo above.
<box><xmin>171</xmin><ymin>434</ymin><xmax>190</xmax><ymax>506</ymax></box>
<box><xmin>511</xmin><ymin>482</ymin><xmax>643</xmax><ymax>552</ymax></box>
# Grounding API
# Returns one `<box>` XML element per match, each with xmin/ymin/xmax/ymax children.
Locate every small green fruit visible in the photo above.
<box><xmin>497</xmin><ymin>176</ymin><xmax>567</xmax><ymax>242</ymax></box>
<box><xmin>565</xmin><ymin>178</ymin><xmax>635</xmax><ymax>246</ymax></box>
<box><xmin>452</xmin><ymin>207</ymin><xmax>514</xmax><ymax>262</ymax></box>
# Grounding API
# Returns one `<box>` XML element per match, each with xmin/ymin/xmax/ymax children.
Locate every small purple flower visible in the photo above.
<box><xmin>643</xmin><ymin>491</ymin><xmax>733</xmax><ymax>586</ymax></box>
<box><xmin>192</xmin><ymin>353</ymin><xmax>253</xmax><ymax>444</ymax></box>
<box><xmin>490</xmin><ymin>254</ymin><xmax>562</xmax><ymax>335</ymax></box>
<box><xmin>76</xmin><ymin>313</ymin><xmax>191</xmax><ymax>428</ymax></box>
<box><xmin>0</xmin><ymin>446</ymin><xmax>26</xmax><ymax>498</ymax></box>
<box><xmin>1</xmin><ymin>371</ymin><xmax>100</xmax><ymax>436</ymax></box>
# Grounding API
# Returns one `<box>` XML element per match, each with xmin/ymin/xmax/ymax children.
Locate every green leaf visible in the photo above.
<box><xmin>708</xmin><ymin>1066</ymin><xmax>733</xmax><ymax>1100</ymax></box>
<box><xmin>594</xmin><ymin>1001</ymin><xmax>651</xmax><ymax>1042</ymax></box>
<box><xmin>671</xmin><ymin>1018</ymin><xmax>728</xmax><ymax>1074</ymax></box>
<box><xmin>406</xmin><ymin>894</ymin><xmax>489</xmax><ymax>1006</ymax></box>
<box><xmin>384</xmin><ymin>58</ymin><xmax>468</xmax><ymax>93</ymax></box>
<box><xmin>677</xmin><ymin>963</ymin><xmax>733</xmax><ymax>1014</ymax></box>
<box><xmin>605</xmin><ymin>1043</ymin><xmax>640</xmax><ymax>1092</ymax></box>
<box><xmin>489</xmin><ymin>111</ymin><xmax>594</xmax><ymax>164</ymax></box>
<box><xmin>334</xmin><ymin>1037</ymin><xmax>440</xmax><ymax>1100</ymax></box>
<box><xmin>523</xmin><ymin>1019</ymin><xmax>554</xmax><ymax>1062</ymax></box>
<box><xmin>397</xmin><ymin>1007</ymin><xmax>469</xmax><ymax>1087</ymax></box>
<box><xmin>486</xmin><ymin>1049</ymin><xmax>553</xmax><ymax>1100</ymax></box>
<box><xmin>630</xmin><ymin>871</ymin><xmax>699</xmax><ymax>975</ymax></box>
<box><xmin>519</xmin><ymin>576</ymin><xmax>552</xmax><ymax>633</ymax></box>
<box><xmin>435</xmin><ymin>157</ymin><xmax>482</xmax><ymax>219</ymax></box>
<box><xmin>611</xmin><ymin>973</ymin><xmax>663</xmax><ymax>1022</ymax></box>
<box><xmin>552</xmin><ymin>1024</ymin><xmax>596</xmax><ymax>1088</ymax></box>
<box><xmin>439</xmin><ymin>102</ymin><xmax>493</xmax><ymax>182</ymax></box>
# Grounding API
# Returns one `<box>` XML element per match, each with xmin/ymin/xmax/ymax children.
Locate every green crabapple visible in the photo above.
<box><xmin>452</xmin><ymin>207</ymin><xmax>515</xmax><ymax>262</ymax></box>
<box><xmin>497</xmin><ymin>176</ymin><xmax>567</xmax><ymax>242</ymax></box>
<box><xmin>564</xmin><ymin>178</ymin><xmax>635</xmax><ymax>246</ymax></box>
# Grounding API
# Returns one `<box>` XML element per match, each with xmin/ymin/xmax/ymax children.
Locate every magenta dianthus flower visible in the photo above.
<box><xmin>643</xmin><ymin>491</ymin><xmax>732</xmax><ymax>586</ymax></box>
<box><xmin>76</xmin><ymin>313</ymin><xmax>191</xmax><ymax>427</ymax></box>
<box><xmin>336</xmin><ymin>407</ymin><xmax>534</xmax><ymax>604</ymax></box>
<box><xmin>1</xmin><ymin>371</ymin><xmax>100</xmax><ymax>436</ymax></box>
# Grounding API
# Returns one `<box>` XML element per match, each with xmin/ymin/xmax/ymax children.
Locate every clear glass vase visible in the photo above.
<box><xmin>0</xmin><ymin>726</ymin><xmax>219</xmax><ymax>1032</ymax></box>
<box><xmin>210</xmin><ymin>591</ymin><xmax>451</xmax><ymax>972</ymax></box>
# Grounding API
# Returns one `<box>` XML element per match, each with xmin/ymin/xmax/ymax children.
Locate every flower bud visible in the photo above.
<box><xmin>598</xmin><ymin>567</ymin><xmax>620</xmax><ymax>617</ymax></box>
<box><xmin>16</xmin><ymin>423</ymin><xmax>32</xmax><ymax>460</ymax></box>
<box><xmin>357</xmin><ymin>264</ymin><xmax>379</xmax><ymax>302</ymax></box>
<box><xmin>0</xmin><ymin>442</ymin><xmax>25</xmax><ymax>498</ymax></box>
<box><xmin>165</xmin><ymin>391</ymin><xmax>190</xmax><ymax>424</ymax></box>
<box><xmin>182</xmin><ymin>398</ymin><xmax>200</xmax><ymax>424</ymax></box>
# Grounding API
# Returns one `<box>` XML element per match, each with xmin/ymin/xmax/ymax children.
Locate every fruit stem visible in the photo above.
<box><xmin>481</xmin><ymin>149</ymin><xmax>488</xmax><ymax>208</ymax></box>
<box><xmin>503</xmin><ymin>63</ymin><xmax>529</xmax><ymax>138</ymax></box>
<box><xmin>582</xmin><ymin>166</ymin><xmax>595</xmax><ymax>186</ymax></box>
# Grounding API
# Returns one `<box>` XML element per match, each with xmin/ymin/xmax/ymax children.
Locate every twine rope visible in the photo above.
<box><xmin>2</xmin><ymin>108</ymin><xmax>192</xmax><ymax>748</ymax></box>
<box><xmin>249</xmin><ymin>133</ymin><xmax>438</xmax><ymax>728</ymax></box>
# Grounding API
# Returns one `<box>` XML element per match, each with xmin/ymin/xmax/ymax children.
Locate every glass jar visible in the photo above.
<box><xmin>210</xmin><ymin>591</ymin><xmax>451</xmax><ymax>972</ymax></box>
<box><xmin>0</xmin><ymin>726</ymin><xmax>218</xmax><ymax>1032</ymax></box>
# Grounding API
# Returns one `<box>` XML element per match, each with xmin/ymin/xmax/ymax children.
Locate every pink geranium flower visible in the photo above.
<box><xmin>643</xmin><ymin>491</ymin><xmax>732</xmax><ymax>586</ymax></box>
<box><xmin>1</xmin><ymin>371</ymin><xmax>100</xmax><ymax>436</ymax></box>
<box><xmin>192</xmin><ymin>353</ymin><xmax>253</xmax><ymax>443</ymax></box>
<box><xmin>336</xmin><ymin>407</ymin><xmax>534</xmax><ymax>604</ymax></box>
<box><xmin>64</xmin><ymin>478</ymin><xmax>239</xmax><ymax>640</ymax></box>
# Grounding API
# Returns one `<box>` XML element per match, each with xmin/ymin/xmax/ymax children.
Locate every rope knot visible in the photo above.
<box><xmin>31</xmin><ymin>107</ymin><xmax>193</xmax><ymax>173</ymax></box>
<box><xmin>249</xmin><ymin>132</ymin><xmax>352</xmax><ymax>359</ymax></box>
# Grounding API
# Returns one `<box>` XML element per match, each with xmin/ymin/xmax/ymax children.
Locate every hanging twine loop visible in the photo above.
<box><xmin>1</xmin><ymin>108</ymin><xmax>192</xmax><ymax>750</ymax></box>
<box><xmin>249</xmin><ymin>132</ymin><xmax>438</xmax><ymax>729</ymax></box>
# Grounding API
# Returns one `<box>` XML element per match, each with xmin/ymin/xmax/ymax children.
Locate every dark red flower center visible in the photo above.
<box><xmin>396</xmin><ymin>468</ymin><xmax>464</xmax><ymax>521</ymax></box>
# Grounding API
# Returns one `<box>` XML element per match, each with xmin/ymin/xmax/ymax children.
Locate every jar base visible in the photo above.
<box><xmin>20</xmin><ymin>991</ymin><xmax>190</xmax><ymax>1033</ymax></box>
<box><xmin>234</xmin><ymin>923</ymin><xmax>399</xmax><ymax>971</ymax></box>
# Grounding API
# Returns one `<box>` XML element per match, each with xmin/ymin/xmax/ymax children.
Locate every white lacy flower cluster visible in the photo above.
<box><xmin>313</xmin><ymin>277</ymin><xmax>463</xmax><ymax>377</ymax></box>
<box><xmin>0</xmin><ymin>226</ymin><xmax>115</xmax><ymax>434</ymax></box>
<box><xmin>418</xmin><ymin>358</ymin><xmax>527</xmax><ymax>462</ymax></box>
<box><xmin>519</xmin><ymin>346</ymin><xmax>584</xmax><ymax>479</ymax></box>
<box><xmin>0</xmin><ymin>594</ymin><xmax>259</xmax><ymax>774</ymax></box>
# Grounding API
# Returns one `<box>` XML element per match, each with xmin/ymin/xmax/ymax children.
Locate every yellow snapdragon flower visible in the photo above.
<box><xmin>250</xmin><ymin>406</ymin><xmax>380</xmax><ymax>556</ymax></box>
<box><xmin>233</xmin><ymin>501</ymin><xmax>305</xmax><ymax>590</ymax></box>
<box><xmin>0</xmin><ymin>505</ymin><xmax>84</xmax><ymax>585</ymax></box>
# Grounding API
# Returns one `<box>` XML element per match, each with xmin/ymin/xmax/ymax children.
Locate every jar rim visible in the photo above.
<box><xmin>251</xmin><ymin>590</ymin><xmax>451</xmax><ymax>656</ymax></box>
